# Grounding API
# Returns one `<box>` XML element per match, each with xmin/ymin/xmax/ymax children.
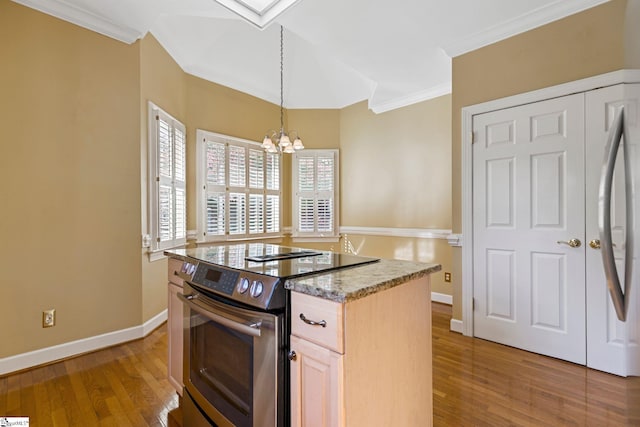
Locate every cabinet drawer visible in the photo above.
<box><xmin>291</xmin><ymin>292</ymin><xmax>344</xmax><ymax>353</ymax></box>
<box><xmin>168</xmin><ymin>258</ymin><xmax>185</xmax><ymax>287</ymax></box>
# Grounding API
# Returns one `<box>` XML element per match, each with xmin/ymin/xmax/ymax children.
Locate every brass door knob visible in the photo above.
<box><xmin>557</xmin><ymin>238</ymin><xmax>581</xmax><ymax>248</ymax></box>
<box><xmin>589</xmin><ymin>239</ymin><xmax>601</xmax><ymax>249</ymax></box>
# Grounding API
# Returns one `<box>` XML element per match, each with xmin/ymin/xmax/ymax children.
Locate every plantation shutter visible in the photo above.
<box><xmin>150</xmin><ymin>104</ymin><xmax>187</xmax><ymax>252</ymax></box>
<box><xmin>293</xmin><ymin>150</ymin><xmax>338</xmax><ymax>238</ymax></box>
<box><xmin>197</xmin><ymin>131</ymin><xmax>281</xmax><ymax>241</ymax></box>
<box><xmin>205</xmin><ymin>141</ymin><xmax>226</xmax><ymax>236</ymax></box>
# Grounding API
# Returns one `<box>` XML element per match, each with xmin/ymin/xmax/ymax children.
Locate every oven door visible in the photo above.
<box><xmin>179</xmin><ymin>283</ymin><xmax>284</xmax><ymax>427</ymax></box>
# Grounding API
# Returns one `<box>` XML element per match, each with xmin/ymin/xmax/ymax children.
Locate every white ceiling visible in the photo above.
<box><xmin>13</xmin><ymin>0</ymin><xmax>610</xmax><ymax>112</ymax></box>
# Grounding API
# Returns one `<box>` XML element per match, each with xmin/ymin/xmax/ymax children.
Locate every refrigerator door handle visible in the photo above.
<box><xmin>622</xmin><ymin>107</ymin><xmax>634</xmax><ymax>319</ymax></box>
<box><xmin>598</xmin><ymin>107</ymin><xmax>632</xmax><ymax>322</ymax></box>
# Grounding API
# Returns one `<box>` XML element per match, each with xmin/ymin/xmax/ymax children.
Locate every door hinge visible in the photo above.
<box><xmin>471</xmin><ymin>131</ymin><xmax>476</xmax><ymax>144</ymax></box>
<box><xmin>472</xmin><ymin>298</ymin><xmax>476</xmax><ymax>311</ymax></box>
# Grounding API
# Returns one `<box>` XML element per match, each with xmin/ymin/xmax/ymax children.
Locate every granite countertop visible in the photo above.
<box><xmin>165</xmin><ymin>245</ymin><xmax>440</xmax><ymax>304</ymax></box>
<box><xmin>284</xmin><ymin>258</ymin><xmax>441</xmax><ymax>303</ymax></box>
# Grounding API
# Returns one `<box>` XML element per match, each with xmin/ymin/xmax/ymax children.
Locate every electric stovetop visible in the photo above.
<box><xmin>171</xmin><ymin>243</ymin><xmax>379</xmax><ymax>279</ymax></box>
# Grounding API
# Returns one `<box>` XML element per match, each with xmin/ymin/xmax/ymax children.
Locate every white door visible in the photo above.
<box><xmin>472</xmin><ymin>93</ymin><xmax>587</xmax><ymax>364</ymax></box>
<box><xmin>585</xmin><ymin>83</ymin><xmax>640</xmax><ymax>376</ymax></box>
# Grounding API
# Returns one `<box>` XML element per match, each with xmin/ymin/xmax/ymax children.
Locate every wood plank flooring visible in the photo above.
<box><xmin>431</xmin><ymin>303</ymin><xmax>640</xmax><ymax>426</ymax></box>
<box><xmin>0</xmin><ymin>324</ymin><xmax>180</xmax><ymax>426</ymax></box>
<box><xmin>1</xmin><ymin>303</ymin><xmax>638</xmax><ymax>426</ymax></box>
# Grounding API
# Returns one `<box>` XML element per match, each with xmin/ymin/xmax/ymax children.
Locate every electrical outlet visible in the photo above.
<box><xmin>43</xmin><ymin>309</ymin><xmax>55</xmax><ymax>328</ymax></box>
<box><xmin>444</xmin><ymin>272</ymin><xmax>451</xmax><ymax>283</ymax></box>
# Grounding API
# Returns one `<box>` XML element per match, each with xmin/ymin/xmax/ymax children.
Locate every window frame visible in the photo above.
<box><xmin>147</xmin><ymin>102</ymin><xmax>187</xmax><ymax>256</ymax></box>
<box><xmin>292</xmin><ymin>149</ymin><xmax>340</xmax><ymax>242</ymax></box>
<box><xmin>196</xmin><ymin>130</ymin><xmax>282</xmax><ymax>243</ymax></box>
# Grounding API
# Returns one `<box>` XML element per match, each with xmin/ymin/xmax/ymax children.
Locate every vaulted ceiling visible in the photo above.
<box><xmin>13</xmin><ymin>0</ymin><xmax>610</xmax><ymax>112</ymax></box>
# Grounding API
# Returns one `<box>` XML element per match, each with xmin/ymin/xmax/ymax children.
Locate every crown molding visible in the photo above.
<box><xmin>369</xmin><ymin>82</ymin><xmax>452</xmax><ymax>114</ymax></box>
<box><xmin>12</xmin><ymin>0</ymin><xmax>143</xmax><ymax>43</ymax></box>
<box><xmin>442</xmin><ymin>0</ymin><xmax>611</xmax><ymax>58</ymax></box>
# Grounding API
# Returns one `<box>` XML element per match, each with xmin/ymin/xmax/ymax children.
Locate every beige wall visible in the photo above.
<box><xmin>139</xmin><ymin>38</ymin><xmax>282</xmax><ymax>322</ymax></box>
<box><xmin>1</xmin><ymin>0</ymin><xmax>455</xmax><ymax>363</ymax></box>
<box><xmin>184</xmin><ymin>74</ymin><xmax>281</xmax><ymax>229</ymax></box>
<box><xmin>336</xmin><ymin>97</ymin><xmax>452</xmax><ymax>295</ymax></box>
<box><xmin>287</xmin><ymin>109</ymin><xmax>341</xmax><ymax>227</ymax></box>
<box><xmin>139</xmin><ymin>35</ymin><xmax>188</xmax><ymax>321</ymax></box>
<box><xmin>0</xmin><ymin>1</ymin><xmax>142</xmax><ymax>356</ymax></box>
<box><xmin>340</xmin><ymin>98</ymin><xmax>452</xmax><ymax>229</ymax></box>
<box><xmin>450</xmin><ymin>0</ymin><xmax>629</xmax><ymax>319</ymax></box>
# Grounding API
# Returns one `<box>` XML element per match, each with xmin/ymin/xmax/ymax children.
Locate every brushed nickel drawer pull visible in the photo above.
<box><xmin>300</xmin><ymin>313</ymin><xmax>327</xmax><ymax>327</ymax></box>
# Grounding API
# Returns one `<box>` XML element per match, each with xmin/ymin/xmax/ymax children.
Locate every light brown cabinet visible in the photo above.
<box><xmin>289</xmin><ymin>276</ymin><xmax>432</xmax><ymax>427</ymax></box>
<box><xmin>290</xmin><ymin>293</ymin><xmax>345</xmax><ymax>427</ymax></box>
<box><xmin>167</xmin><ymin>258</ymin><xmax>184</xmax><ymax>395</ymax></box>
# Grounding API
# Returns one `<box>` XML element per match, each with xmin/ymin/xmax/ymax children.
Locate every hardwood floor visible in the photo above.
<box><xmin>432</xmin><ymin>302</ymin><xmax>640</xmax><ymax>426</ymax></box>
<box><xmin>0</xmin><ymin>324</ymin><xmax>180</xmax><ymax>426</ymax></box>
<box><xmin>1</xmin><ymin>304</ymin><xmax>638</xmax><ymax>426</ymax></box>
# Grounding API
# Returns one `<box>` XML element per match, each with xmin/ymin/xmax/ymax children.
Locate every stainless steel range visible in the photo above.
<box><xmin>172</xmin><ymin>243</ymin><xmax>378</xmax><ymax>427</ymax></box>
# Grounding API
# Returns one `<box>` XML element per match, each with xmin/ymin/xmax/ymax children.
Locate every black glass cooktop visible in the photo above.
<box><xmin>173</xmin><ymin>243</ymin><xmax>379</xmax><ymax>279</ymax></box>
<box><xmin>245</xmin><ymin>250</ymin><xmax>322</xmax><ymax>263</ymax></box>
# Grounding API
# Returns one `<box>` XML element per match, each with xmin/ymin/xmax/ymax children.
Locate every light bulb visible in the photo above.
<box><xmin>262</xmin><ymin>136</ymin><xmax>273</xmax><ymax>149</ymax></box>
<box><xmin>283</xmin><ymin>144</ymin><xmax>295</xmax><ymax>154</ymax></box>
<box><xmin>279</xmin><ymin>134</ymin><xmax>291</xmax><ymax>147</ymax></box>
<box><xmin>293</xmin><ymin>137</ymin><xmax>304</xmax><ymax>150</ymax></box>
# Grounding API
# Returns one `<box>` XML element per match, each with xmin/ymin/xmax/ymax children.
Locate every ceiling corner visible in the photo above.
<box><xmin>11</xmin><ymin>0</ymin><xmax>144</xmax><ymax>43</ymax></box>
<box><xmin>442</xmin><ymin>0</ymin><xmax>612</xmax><ymax>57</ymax></box>
<box><xmin>369</xmin><ymin>83</ymin><xmax>452</xmax><ymax>114</ymax></box>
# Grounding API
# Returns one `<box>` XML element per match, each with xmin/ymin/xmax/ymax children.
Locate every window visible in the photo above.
<box><xmin>292</xmin><ymin>149</ymin><xmax>339</xmax><ymax>240</ymax></box>
<box><xmin>196</xmin><ymin>130</ymin><xmax>281</xmax><ymax>242</ymax></box>
<box><xmin>148</xmin><ymin>102</ymin><xmax>187</xmax><ymax>253</ymax></box>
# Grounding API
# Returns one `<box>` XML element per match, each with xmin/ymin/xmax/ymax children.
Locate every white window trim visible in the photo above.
<box><xmin>196</xmin><ymin>130</ymin><xmax>283</xmax><ymax>243</ymax></box>
<box><xmin>292</xmin><ymin>149</ymin><xmax>340</xmax><ymax>242</ymax></box>
<box><xmin>147</xmin><ymin>102</ymin><xmax>187</xmax><ymax>259</ymax></box>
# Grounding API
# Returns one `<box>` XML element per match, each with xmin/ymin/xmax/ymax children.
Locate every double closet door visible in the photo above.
<box><xmin>472</xmin><ymin>83</ymin><xmax>639</xmax><ymax>376</ymax></box>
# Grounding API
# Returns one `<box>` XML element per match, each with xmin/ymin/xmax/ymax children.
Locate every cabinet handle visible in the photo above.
<box><xmin>288</xmin><ymin>350</ymin><xmax>297</xmax><ymax>361</ymax></box>
<box><xmin>300</xmin><ymin>313</ymin><xmax>327</xmax><ymax>327</ymax></box>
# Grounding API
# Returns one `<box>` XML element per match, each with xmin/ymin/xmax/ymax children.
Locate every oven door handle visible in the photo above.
<box><xmin>177</xmin><ymin>293</ymin><xmax>262</xmax><ymax>337</ymax></box>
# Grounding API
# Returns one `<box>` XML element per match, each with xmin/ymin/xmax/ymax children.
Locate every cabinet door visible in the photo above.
<box><xmin>290</xmin><ymin>335</ymin><xmax>343</xmax><ymax>427</ymax></box>
<box><xmin>168</xmin><ymin>282</ymin><xmax>183</xmax><ymax>395</ymax></box>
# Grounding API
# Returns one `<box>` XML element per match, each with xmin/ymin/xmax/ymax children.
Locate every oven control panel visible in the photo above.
<box><xmin>190</xmin><ymin>263</ymin><xmax>283</xmax><ymax>310</ymax></box>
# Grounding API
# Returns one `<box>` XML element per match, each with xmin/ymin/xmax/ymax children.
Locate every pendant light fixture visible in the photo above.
<box><xmin>261</xmin><ymin>25</ymin><xmax>304</xmax><ymax>154</ymax></box>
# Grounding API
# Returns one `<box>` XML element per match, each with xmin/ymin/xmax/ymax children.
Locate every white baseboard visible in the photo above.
<box><xmin>450</xmin><ymin>318</ymin><xmax>463</xmax><ymax>334</ymax></box>
<box><xmin>0</xmin><ymin>309</ymin><xmax>168</xmax><ymax>376</ymax></box>
<box><xmin>431</xmin><ymin>292</ymin><xmax>452</xmax><ymax>305</ymax></box>
<box><xmin>142</xmin><ymin>309</ymin><xmax>169</xmax><ymax>336</ymax></box>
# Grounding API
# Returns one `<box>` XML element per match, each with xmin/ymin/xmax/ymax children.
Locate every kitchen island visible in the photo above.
<box><xmin>166</xmin><ymin>244</ymin><xmax>439</xmax><ymax>426</ymax></box>
<box><xmin>285</xmin><ymin>257</ymin><xmax>439</xmax><ymax>427</ymax></box>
